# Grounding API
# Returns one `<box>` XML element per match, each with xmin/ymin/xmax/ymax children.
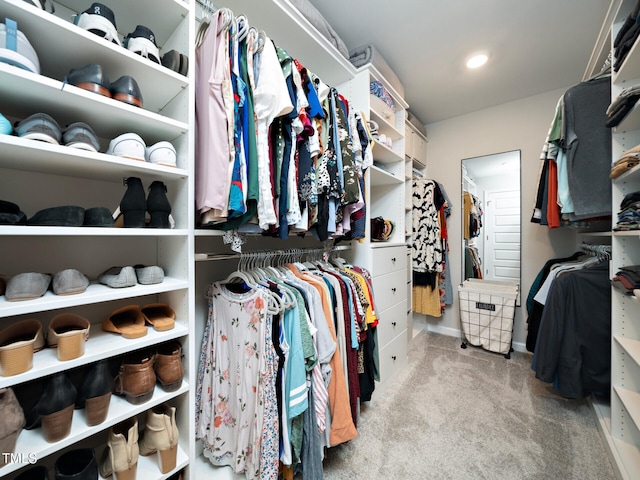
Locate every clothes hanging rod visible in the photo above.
<box><xmin>194</xmin><ymin>244</ymin><xmax>351</xmax><ymax>262</ymax></box>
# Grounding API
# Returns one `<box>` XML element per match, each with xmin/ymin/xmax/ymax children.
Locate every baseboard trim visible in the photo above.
<box><xmin>424</xmin><ymin>324</ymin><xmax>528</xmax><ymax>354</ymax></box>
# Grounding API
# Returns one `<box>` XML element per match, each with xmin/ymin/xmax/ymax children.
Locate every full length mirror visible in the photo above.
<box><xmin>461</xmin><ymin>150</ymin><xmax>521</xmax><ymax>302</ymax></box>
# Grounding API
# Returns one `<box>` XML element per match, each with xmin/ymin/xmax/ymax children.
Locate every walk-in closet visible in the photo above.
<box><xmin>0</xmin><ymin>0</ymin><xmax>636</xmax><ymax>479</ymax></box>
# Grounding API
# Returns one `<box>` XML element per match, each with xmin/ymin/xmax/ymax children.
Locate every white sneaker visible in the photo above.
<box><xmin>0</xmin><ymin>20</ymin><xmax>40</xmax><ymax>74</ymax></box>
<box><xmin>146</xmin><ymin>141</ymin><xmax>177</xmax><ymax>167</ymax></box>
<box><xmin>107</xmin><ymin>133</ymin><xmax>146</xmax><ymax>161</ymax></box>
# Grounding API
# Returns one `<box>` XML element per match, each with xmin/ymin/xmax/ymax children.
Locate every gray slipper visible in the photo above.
<box><xmin>5</xmin><ymin>272</ymin><xmax>51</xmax><ymax>301</ymax></box>
<box><xmin>98</xmin><ymin>266</ymin><xmax>136</xmax><ymax>288</ymax></box>
<box><xmin>134</xmin><ymin>264</ymin><xmax>164</xmax><ymax>285</ymax></box>
<box><xmin>52</xmin><ymin>269</ymin><xmax>90</xmax><ymax>295</ymax></box>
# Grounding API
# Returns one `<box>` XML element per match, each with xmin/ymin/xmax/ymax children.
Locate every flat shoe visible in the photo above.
<box><xmin>102</xmin><ymin>305</ymin><xmax>147</xmax><ymax>339</ymax></box>
<box><xmin>52</xmin><ymin>268</ymin><xmax>90</xmax><ymax>295</ymax></box>
<box><xmin>141</xmin><ymin>303</ymin><xmax>175</xmax><ymax>332</ymax></box>
<box><xmin>66</xmin><ymin>63</ymin><xmax>112</xmax><ymax>98</ymax></box>
<box><xmin>134</xmin><ymin>264</ymin><xmax>164</xmax><ymax>285</ymax></box>
<box><xmin>27</xmin><ymin>205</ymin><xmax>85</xmax><ymax>227</ymax></box>
<box><xmin>111</xmin><ymin>75</ymin><xmax>143</xmax><ymax>108</ymax></box>
<box><xmin>5</xmin><ymin>272</ymin><xmax>51</xmax><ymax>301</ymax></box>
<box><xmin>98</xmin><ymin>266</ymin><xmax>136</xmax><ymax>288</ymax></box>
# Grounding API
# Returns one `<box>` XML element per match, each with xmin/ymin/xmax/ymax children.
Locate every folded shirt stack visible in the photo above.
<box><xmin>606</xmin><ymin>84</ymin><xmax>640</xmax><ymax>128</ymax></box>
<box><xmin>615</xmin><ymin>190</ymin><xmax>640</xmax><ymax>230</ymax></box>
<box><xmin>611</xmin><ymin>264</ymin><xmax>640</xmax><ymax>296</ymax></box>
<box><xmin>610</xmin><ymin>144</ymin><xmax>640</xmax><ymax>179</ymax></box>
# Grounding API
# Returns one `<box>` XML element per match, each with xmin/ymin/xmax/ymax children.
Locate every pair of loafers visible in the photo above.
<box><xmin>4</xmin><ymin>269</ymin><xmax>90</xmax><ymax>301</ymax></box>
<box><xmin>66</xmin><ymin>63</ymin><xmax>143</xmax><ymax>108</ymax></box>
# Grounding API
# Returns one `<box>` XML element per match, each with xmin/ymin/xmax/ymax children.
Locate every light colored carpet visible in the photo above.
<box><xmin>320</xmin><ymin>330</ymin><xmax>615</xmax><ymax>479</ymax></box>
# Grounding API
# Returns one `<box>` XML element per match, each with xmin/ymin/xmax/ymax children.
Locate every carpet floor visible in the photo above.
<box><xmin>320</xmin><ymin>330</ymin><xmax>615</xmax><ymax>480</ymax></box>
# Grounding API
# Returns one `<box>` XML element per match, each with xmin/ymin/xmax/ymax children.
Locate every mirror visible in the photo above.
<box><xmin>461</xmin><ymin>150</ymin><xmax>521</xmax><ymax>302</ymax></box>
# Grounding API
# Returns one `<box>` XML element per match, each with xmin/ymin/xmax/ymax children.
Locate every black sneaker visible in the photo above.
<box><xmin>124</xmin><ymin>25</ymin><xmax>160</xmax><ymax>64</ymax></box>
<box><xmin>73</xmin><ymin>2</ymin><xmax>120</xmax><ymax>46</ymax></box>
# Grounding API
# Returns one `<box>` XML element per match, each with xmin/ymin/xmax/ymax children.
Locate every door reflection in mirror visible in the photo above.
<box><xmin>462</xmin><ymin>150</ymin><xmax>521</xmax><ymax>288</ymax></box>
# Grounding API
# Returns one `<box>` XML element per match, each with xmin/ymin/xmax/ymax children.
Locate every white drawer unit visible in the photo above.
<box><xmin>372</xmin><ymin>269</ymin><xmax>407</xmax><ymax>313</ymax></box>
<box><xmin>377</xmin><ymin>330</ymin><xmax>409</xmax><ymax>386</ymax></box>
<box><xmin>372</xmin><ymin>245</ymin><xmax>406</xmax><ymax>276</ymax></box>
<box><xmin>375</xmin><ymin>299</ymin><xmax>408</xmax><ymax>349</ymax></box>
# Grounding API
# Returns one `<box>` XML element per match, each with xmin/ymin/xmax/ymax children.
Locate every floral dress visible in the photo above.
<box><xmin>196</xmin><ymin>282</ymin><xmax>278</xmax><ymax>479</ymax></box>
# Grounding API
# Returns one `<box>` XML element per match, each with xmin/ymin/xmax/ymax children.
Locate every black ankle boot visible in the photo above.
<box><xmin>15</xmin><ymin>465</ymin><xmax>49</xmax><ymax>480</ymax></box>
<box><xmin>116</xmin><ymin>177</ymin><xmax>146</xmax><ymax>228</ymax></box>
<box><xmin>75</xmin><ymin>360</ymin><xmax>113</xmax><ymax>426</ymax></box>
<box><xmin>55</xmin><ymin>448</ymin><xmax>97</xmax><ymax>480</ymax></box>
<box><xmin>147</xmin><ymin>180</ymin><xmax>171</xmax><ymax>228</ymax></box>
<box><xmin>25</xmin><ymin>372</ymin><xmax>77</xmax><ymax>443</ymax></box>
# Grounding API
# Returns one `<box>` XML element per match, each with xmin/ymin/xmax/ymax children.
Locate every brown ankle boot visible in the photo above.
<box><xmin>114</xmin><ymin>350</ymin><xmax>156</xmax><ymax>404</ymax></box>
<box><xmin>155</xmin><ymin>341</ymin><xmax>184</xmax><ymax>392</ymax></box>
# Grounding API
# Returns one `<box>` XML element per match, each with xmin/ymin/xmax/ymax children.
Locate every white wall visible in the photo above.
<box><xmin>422</xmin><ymin>87</ymin><xmax>578</xmax><ymax>350</ymax></box>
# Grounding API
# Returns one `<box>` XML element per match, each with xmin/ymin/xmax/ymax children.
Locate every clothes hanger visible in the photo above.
<box><xmin>195</xmin><ymin>0</ymin><xmax>215</xmax><ymax>48</ymax></box>
<box><xmin>236</xmin><ymin>14</ymin><xmax>250</xmax><ymax>42</ymax></box>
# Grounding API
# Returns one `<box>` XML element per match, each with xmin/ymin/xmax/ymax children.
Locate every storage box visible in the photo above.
<box><xmin>370</xmin><ymin>94</ymin><xmax>396</xmax><ymax>126</ymax></box>
<box><xmin>458</xmin><ymin>279</ymin><xmax>519</xmax><ymax>355</ymax></box>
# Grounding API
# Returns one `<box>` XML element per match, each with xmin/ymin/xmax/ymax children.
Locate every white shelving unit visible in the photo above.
<box><xmin>593</xmin><ymin>1</ymin><xmax>640</xmax><ymax>477</ymax></box>
<box><xmin>0</xmin><ymin>0</ymin><xmax>194</xmax><ymax>478</ymax></box>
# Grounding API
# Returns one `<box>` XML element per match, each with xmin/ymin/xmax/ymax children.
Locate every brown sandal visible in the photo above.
<box><xmin>141</xmin><ymin>303</ymin><xmax>175</xmax><ymax>332</ymax></box>
<box><xmin>102</xmin><ymin>305</ymin><xmax>147</xmax><ymax>339</ymax></box>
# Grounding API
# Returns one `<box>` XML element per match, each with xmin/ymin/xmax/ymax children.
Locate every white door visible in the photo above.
<box><xmin>483</xmin><ymin>189</ymin><xmax>520</xmax><ymax>283</ymax></box>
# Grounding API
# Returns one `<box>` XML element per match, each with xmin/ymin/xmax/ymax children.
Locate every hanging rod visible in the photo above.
<box><xmin>194</xmin><ymin>244</ymin><xmax>351</xmax><ymax>262</ymax></box>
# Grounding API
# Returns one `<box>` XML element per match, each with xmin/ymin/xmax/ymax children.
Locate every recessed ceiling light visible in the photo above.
<box><xmin>466</xmin><ymin>53</ymin><xmax>489</xmax><ymax>69</ymax></box>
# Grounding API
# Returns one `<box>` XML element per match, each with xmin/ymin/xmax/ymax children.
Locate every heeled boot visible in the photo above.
<box><xmin>0</xmin><ymin>387</ymin><xmax>26</xmax><ymax>467</ymax></box>
<box><xmin>146</xmin><ymin>180</ymin><xmax>171</xmax><ymax>228</ymax></box>
<box><xmin>55</xmin><ymin>448</ymin><xmax>97</xmax><ymax>480</ymax></box>
<box><xmin>75</xmin><ymin>359</ymin><xmax>113</xmax><ymax>426</ymax></box>
<box><xmin>155</xmin><ymin>341</ymin><xmax>184</xmax><ymax>392</ymax></box>
<box><xmin>25</xmin><ymin>372</ymin><xmax>77</xmax><ymax>443</ymax></box>
<box><xmin>139</xmin><ymin>404</ymin><xmax>179</xmax><ymax>474</ymax></box>
<box><xmin>114</xmin><ymin>350</ymin><xmax>156</xmax><ymax>404</ymax></box>
<box><xmin>114</xmin><ymin>177</ymin><xmax>146</xmax><ymax>228</ymax></box>
<box><xmin>99</xmin><ymin>418</ymin><xmax>139</xmax><ymax>480</ymax></box>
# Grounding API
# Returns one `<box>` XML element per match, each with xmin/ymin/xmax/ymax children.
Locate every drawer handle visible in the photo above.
<box><xmin>391</xmin><ymin>321</ymin><xmax>397</xmax><ymax>327</ymax></box>
<box><xmin>391</xmin><ymin>355</ymin><xmax>397</xmax><ymax>361</ymax></box>
<box><xmin>391</xmin><ymin>287</ymin><xmax>397</xmax><ymax>293</ymax></box>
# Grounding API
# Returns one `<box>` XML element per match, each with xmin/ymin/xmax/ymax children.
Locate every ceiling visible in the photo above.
<box><xmin>308</xmin><ymin>0</ymin><xmax>613</xmax><ymax>126</ymax></box>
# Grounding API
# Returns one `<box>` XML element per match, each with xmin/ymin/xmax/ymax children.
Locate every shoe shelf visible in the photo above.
<box><xmin>0</xmin><ymin>135</ymin><xmax>189</xmax><ymax>181</ymax></box>
<box><xmin>0</xmin><ymin>64</ymin><xmax>188</xmax><ymax>142</ymax></box>
<box><xmin>0</xmin><ymin>380</ymin><xmax>189</xmax><ymax>477</ymax></box>
<box><xmin>0</xmin><ymin>277</ymin><xmax>189</xmax><ymax>318</ymax></box>
<box><xmin>0</xmin><ymin>0</ymin><xmax>190</xmax><ymax>120</ymax></box>
<box><xmin>0</xmin><ymin>322</ymin><xmax>189</xmax><ymax>390</ymax></box>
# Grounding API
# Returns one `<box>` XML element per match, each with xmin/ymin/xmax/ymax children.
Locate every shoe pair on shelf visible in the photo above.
<box><xmin>3</xmin><ymin>269</ymin><xmax>90</xmax><ymax>302</ymax></box>
<box><xmin>112</xmin><ymin>341</ymin><xmax>184</xmax><ymax>405</ymax></box>
<box><xmin>73</xmin><ymin>2</ymin><xmax>189</xmax><ymax>76</ymax></box>
<box><xmin>0</xmin><ymin>313</ymin><xmax>91</xmax><ymax>376</ymax></box>
<box><xmin>98</xmin><ymin>264</ymin><xmax>165</xmax><ymax>289</ymax></box>
<box><xmin>107</xmin><ymin>132</ymin><xmax>177</xmax><ymax>167</ymax></box>
<box><xmin>102</xmin><ymin>303</ymin><xmax>175</xmax><ymax>339</ymax></box>
<box><xmin>100</xmin><ymin>403</ymin><xmax>180</xmax><ymax>478</ymax></box>
<box><xmin>65</xmin><ymin>63</ymin><xmax>143</xmax><ymax>109</ymax></box>
<box><xmin>14</xmin><ymin>112</ymin><xmax>100</xmax><ymax>152</ymax></box>
<box><xmin>113</xmin><ymin>177</ymin><xmax>173</xmax><ymax>228</ymax></box>
<box><xmin>11</xmin><ymin>449</ymin><xmax>98</xmax><ymax>480</ymax></box>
